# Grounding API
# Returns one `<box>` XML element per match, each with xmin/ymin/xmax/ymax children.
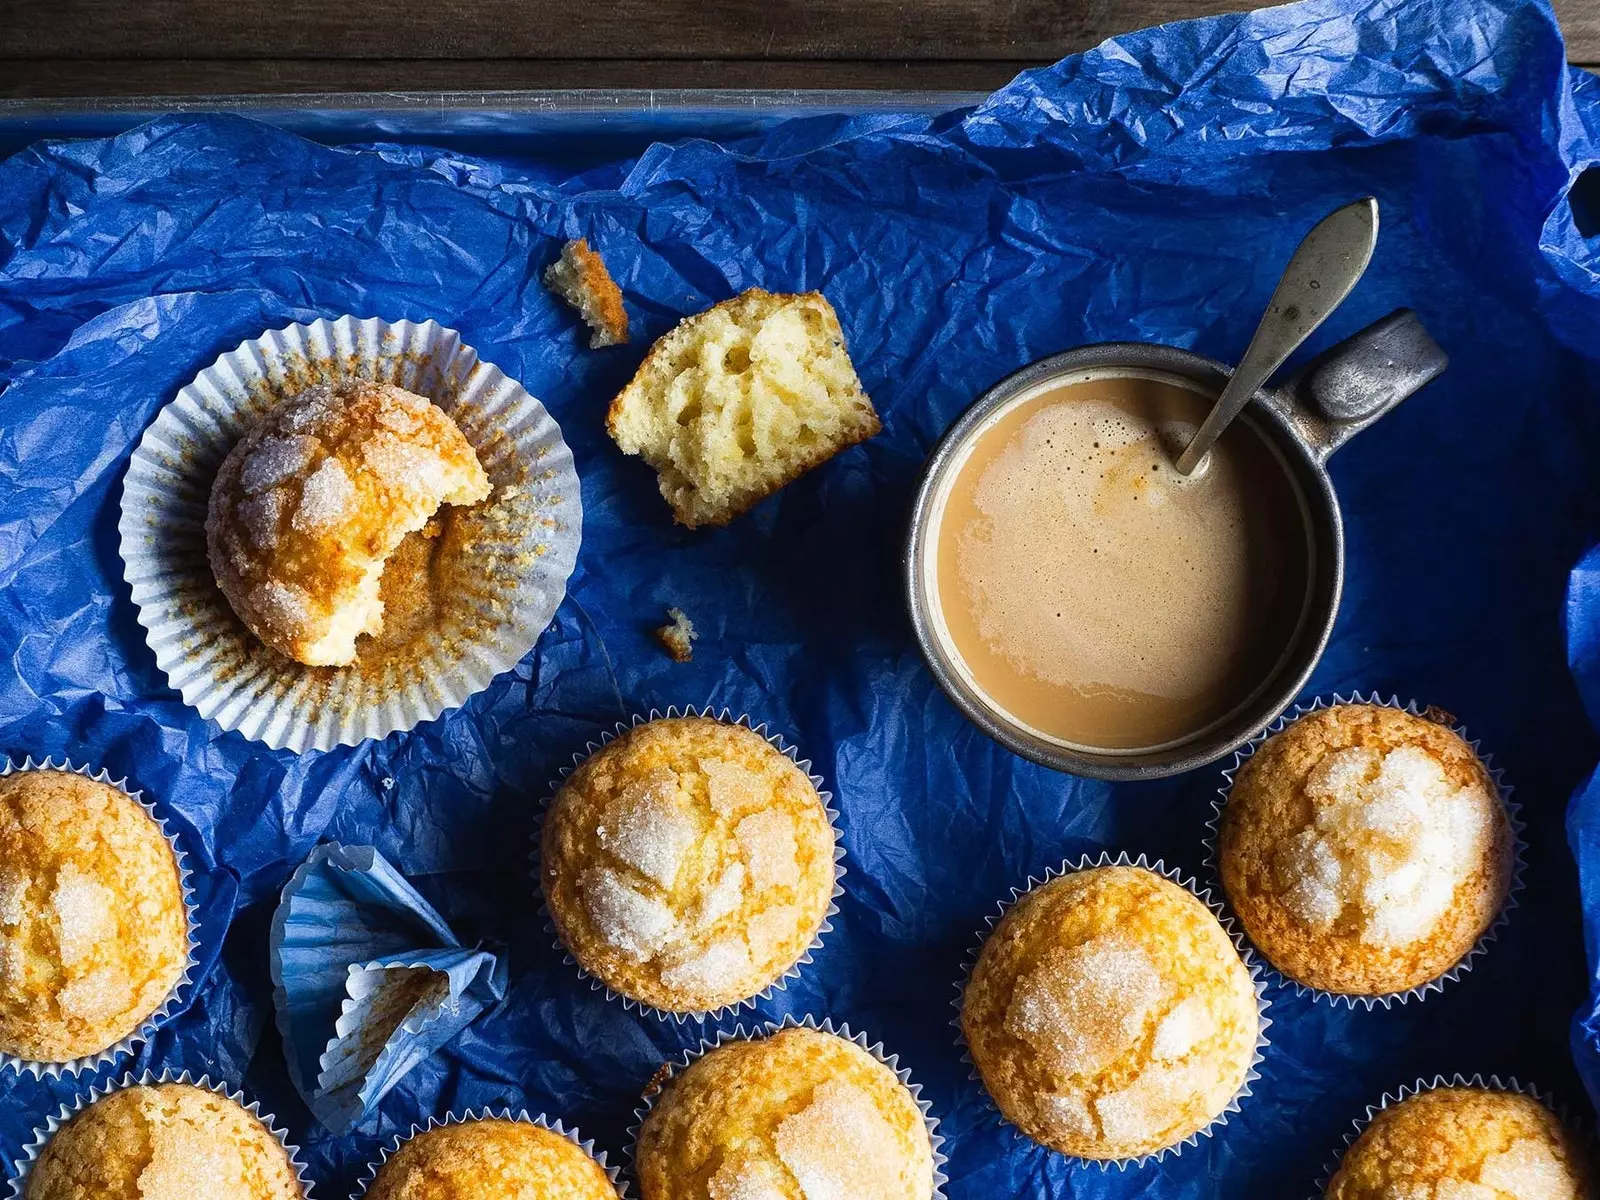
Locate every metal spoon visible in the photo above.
<box><xmin>1174</xmin><ymin>197</ymin><xmax>1380</xmax><ymax>475</ymax></box>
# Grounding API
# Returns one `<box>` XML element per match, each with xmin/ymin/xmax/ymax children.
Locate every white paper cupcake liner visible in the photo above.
<box><xmin>0</xmin><ymin>756</ymin><xmax>199</xmax><ymax>1080</ymax></box>
<box><xmin>532</xmin><ymin>705</ymin><xmax>846</xmax><ymax>1023</ymax></box>
<box><xmin>625</xmin><ymin>1013</ymin><xmax>947</xmax><ymax>1198</ymax></box>
<box><xmin>351</xmin><ymin>1108</ymin><xmax>625</xmax><ymax>1199</ymax></box>
<box><xmin>1311</xmin><ymin>1073</ymin><xmax>1580</xmax><ymax>1197</ymax></box>
<box><xmin>8</xmin><ymin>1068</ymin><xmax>314</xmax><ymax>1198</ymax></box>
<box><xmin>117</xmin><ymin>315</ymin><xmax>583</xmax><ymax>753</ymax></box>
<box><xmin>1202</xmin><ymin>692</ymin><xmax>1527</xmax><ymax>1010</ymax></box>
<box><xmin>950</xmin><ymin>850</ymin><xmax>1274</xmax><ymax>1171</ymax></box>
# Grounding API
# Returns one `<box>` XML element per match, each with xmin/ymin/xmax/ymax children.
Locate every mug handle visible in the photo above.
<box><xmin>1275</xmin><ymin>308</ymin><xmax>1449</xmax><ymax>461</ymax></box>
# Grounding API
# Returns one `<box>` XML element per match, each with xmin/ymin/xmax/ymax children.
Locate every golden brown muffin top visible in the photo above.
<box><xmin>1218</xmin><ymin>704</ymin><xmax>1513</xmax><ymax>996</ymax></box>
<box><xmin>0</xmin><ymin>769</ymin><xmax>189</xmax><ymax>1063</ymax></box>
<box><xmin>961</xmin><ymin>865</ymin><xmax>1259</xmax><ymax>1161</ymax></box>
<box><xmin>1327</xmin><ymin>1086</ymin><xmax>1591</xmax><ymax>1198</ymax></box>
<box><xmin>541</xmin><ymin>717</ymin><xmax>836</xmax><ymax>1013</ymax></box>
<box><xmin>25</xmin><ymin>1082</ymin><xmax>302</xmax><ymax>1200</ymax></box>
<box><xmin>636</xmin><ymin>1026</ymin><xmax>935</xmax><ymax>1200</ymax></box>
<box><xmin>367</xmin><ymin>1118</ymin><xmax>618</xmax><ymax>1200</ymax></box>
<box><xmin>205</xmin><ymin>379</ymin><xmax>491</xmax><ymax>666</ymax></box>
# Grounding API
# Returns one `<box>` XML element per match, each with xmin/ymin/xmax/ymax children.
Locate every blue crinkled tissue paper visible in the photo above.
<box><xmin>5</xmin><ymin>0</ymin><xmax>1600</xmax><ymax>1194</ymax></box>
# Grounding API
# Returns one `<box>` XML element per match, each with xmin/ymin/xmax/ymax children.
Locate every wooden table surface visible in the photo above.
<box><xmin>1</xmin><ymin>0</ymin><xmax>1596</xmax><ymax>100</ymax></box>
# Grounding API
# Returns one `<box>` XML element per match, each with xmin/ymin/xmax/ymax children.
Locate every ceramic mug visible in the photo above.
<box><xmin>903</xmin><ymin>308</ymin><xmax>1448</xmax><ymax>781</ymax></box>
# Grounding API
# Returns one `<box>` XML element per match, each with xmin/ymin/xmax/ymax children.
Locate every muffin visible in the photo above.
<box><xmin>545</xmin><ymin>238</ymin><xmax>630</xmax><ymax>348</ymax></box>
<box><xmin>24</xmin><ymin>1081</ymin><xmax>303</xmax><ymax>1199</ymax></box>
<box><xmin>961</xmin><ymin>864</ymin><xmax>1260</xmax><ymax>1161</ymax></box>
<box><xmin>607</xmin><ymin>288</ymin><xmax>880</xmax><ymax>527</ymax></box>
<box><xmin>635</xmin><ymin>1025</ymin><xmax>936</xmax><ymax>1200</ymax></box>
<box><xmin>540</xmin><ymin>716</ymin><xmax>836</xmax><ymax>1014</ymax></box>
<box><xmin>0</xmin><ymin>768</ymin><xmax>189</xmax><ymax>1065</ymax></box>
<box><xmin>1217</xmin><ymin>702</ymin><xmax>1514</xmax><ymax>997</ymax></box>
<box><xmin>206</xmin><ymin>379</ymin><xmax>491</xmax><ymax>666</ymax></box>
<box><xmin>1327</xmin><ymin>1084</ymin><xmax>1591</xmax><ymax>1198</ymax></box>
<box><xmin>366</xmin><ymin>1117</ymin><xmax>618</xmax><ymax>1199</ymax></box>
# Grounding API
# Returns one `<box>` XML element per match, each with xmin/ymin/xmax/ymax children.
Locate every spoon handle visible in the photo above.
<box><xmin>1174</xmin><ymin>197</ymin><xmax>1380</xmax><ymax>475</ymax></box>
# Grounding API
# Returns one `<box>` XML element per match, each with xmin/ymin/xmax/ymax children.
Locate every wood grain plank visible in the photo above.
<box><xmin>0</xmin><ymin>0</ymin><xmax>1261</xmax><ymax>61</ymax></box>
<box><xmin>0</xmin><ymin>58</ymin><xmax>1040</xmax><ymax>99</ymax></box>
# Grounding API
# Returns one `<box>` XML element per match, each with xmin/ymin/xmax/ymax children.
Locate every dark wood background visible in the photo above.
<box><xmin>1</xmin><ymin>0</ymin><xmax>1595</xmax><ymax>99</ymax></box>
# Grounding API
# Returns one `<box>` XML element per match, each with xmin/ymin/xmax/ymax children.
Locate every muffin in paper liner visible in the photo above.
<box><xmin>0</xmin><ymin>756</ymin><xmax>199</xmax><ymax>1080</ymax></box>
<box><xmin>351</xmin><ymin>1108</ymin><xmax>626</xmax><ymax>1199</ymax></box>
<box><xmin>1312</xmin><ymin>1073</ymin><xmax>1591</xmax><ymax>1198</ymax></box>
<box><xmin>1202</xmin><ymin>692</ymin><xmax>1526</xmax><ymax>1010</ymax></box>
<box><xmin>950</xmin><ymin>850</ymin><xmax>1274</xmax><ymax>1171</ymax></box>
<box><xmin>117</xmin><ymin>315</ymin><xmax>583</xmax><ymax>753</ymax></box>
<box><xmin>625</xmin><ymin>1012</ymin><xmax>948</xmax><ymax>1199</ymax></box>
<box><xmin>269</xmin><ymin>842</ymin><xmax>509</xmax><ymax>1136</ymax></box>
<box><xmin>8</xmin><ymin>1068</ymin><xmax>314</xmax><ymax>1199</ymax></box>
<box><xmin>531</xmin><ymin>705</ymin><xmax>846</xmax><ymax>1024</ymax></box>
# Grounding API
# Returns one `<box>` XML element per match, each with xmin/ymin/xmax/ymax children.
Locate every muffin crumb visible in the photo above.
<box><xmin>544</xmin><ymin>239</ymin><xmax>629</xmax><ymax>349</ymax></box>
<box><xmin>654</xmin><ymin>607</ymin><xmax>697</xmax><ymax>662</ymax></box>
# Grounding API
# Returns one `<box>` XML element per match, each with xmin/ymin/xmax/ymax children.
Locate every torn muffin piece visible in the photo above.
<box><xmin>607</xmin><ymin>288</ymin><xmax>880</xmax><ymax>528</ymax></box>
<box><xmin>205</xmin><ymin>380</ymin><xmax>491</xmax><ymax>667</ymax></box>
<box><xmin>654</xmin><ymin>606</ymin><xmax>697</xmax><ymax>662</ymax></box>
<box><xmin>544</xmin><ymin>238</ymin><xmax>630</xmax><ymax>348</ymax></box>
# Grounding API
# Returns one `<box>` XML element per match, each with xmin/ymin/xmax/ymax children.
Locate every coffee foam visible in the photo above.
<box><xmin>952</xmin><ymin>396</ymin><xmax>1254</xmax><ymax>701</ymax></box>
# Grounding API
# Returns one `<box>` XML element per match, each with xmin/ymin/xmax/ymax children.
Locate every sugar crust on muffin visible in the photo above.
<box><xmin>541</xmin><ymin>716</ymin><xmax>836</xmax><ymax>1013</ymax></box>
<box><xmin>24</xmin><ymin>1082</ymin><xmax>302</xmax><ymax>1200</ymax></box>
<box><xmin>0</xmin><ymin>769</ymin><xmax>189</xmax><ymax>1064</ymax></box>
<box><xmin>1218</xmin><ymin>703</ymin><xmax>1513</xmax><ymax>997</ymax></box>
<box><xmin>961</xmin><ymin>864</ymin><xmax>1259</xmax><ymax>1161</ymax></box>
<box><xmin>367</xmin><ymin>1117</ymin><xmax>618</xmax><ymax>1200</ymax></box>
<box><xmin>206</xmin><ymin>379</ymin><xmax>491</xmax><ymax>667</ymax></box>
<box><xmin>1326</xmin><ymin>1085</ymin><xmax>1591</xmax><ymax>1199</ymax></box>
<box><xmin>635</xmin><ymin>1025</ymin><xmax>935</xmax><ymax>1200</ymax></box>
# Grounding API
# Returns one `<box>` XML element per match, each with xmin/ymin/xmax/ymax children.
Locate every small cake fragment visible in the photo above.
<box><xmin>655</xmin><ymin>606</ymin><xmax>698</xmax><ymax>662</ymax></box>
<box><xmin>544</xmin><ymin>238</ymin><xmax>630</xmax><ymax>348</ymax></box>
<box><xmin>607</xmin><ymin>288</ymin><xmax>881</xmax><ymax>528</ymax></box>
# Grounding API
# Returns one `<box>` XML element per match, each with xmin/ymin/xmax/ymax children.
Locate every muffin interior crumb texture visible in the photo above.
<box><xmin>25</xmin><ymin>1082</ymin><xmax>302</xmax><ymax>1200</ymax></box>
<box><xmin>637</xmin><ymin>1027</ymin><xmax>935</xmax><ymax>1200</ymax></box>
<box><xmin>206</xmin><ymin>379</ymin><xmax>491</xmax><ymax>666</ymax></box>
<box><xmin>0</xmin><ymin>770</ymin><xmax>189</xmax><ymax>1064</ymax></box>
<box><xmin>1220</xmin><ymin>704</ymin><xmax>1512</xmax><ymax>996</ymax></box>
<box><xmin>606</xmin><ymin>288</ymin><xmax>881</xmax><ymax>528</ymax></box>
<box><xmin>542</xmin><ymin>717</ymin><xmax>836</xmax><ymax>1013</ymax></box>
<box><xmin>1328</xmin><ymin>1086</ymin><xmax>1591</xmax><ymax>1199</ymax></box>
<box><xmin>962</xmin><ymin>866</ymin><xmax>1260</xmax><ymax>1161</ymax></box>
<box><xmin>367</xmin><ymin>1118</ymin><xmax>618</xmax><ymax>1200</ymax></box>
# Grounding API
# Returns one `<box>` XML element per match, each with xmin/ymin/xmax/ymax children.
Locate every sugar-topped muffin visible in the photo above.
<box><xmin>962</xmin><ymin>864</ymin><xmax>1259</xmax><ymax>1161</ymax></box>
<box><xmin>206</xmin><ymin>379</ymin><xmax>491</xmax><ymax>666</ymax></box>
<box><xmin>367</xmin><ymin>1117</ymin><xmax>618</xmax><ymax>1200</ymax></box>
<box><xmin>1327</xmin><ymin>1084</ymin><xmax>1591</xmax><ymax>1198</ymax></box>
<box><xmin>1218</xmin><ymin>703</ymin><xmax>1513</xmax><ymax>997</ymax></box>
<box><xmin>541</xmin><ymin>716</ymin><xmax>836</xmax><ymax>1014</ymax></box>
<box><xmin>25</xmin><ymin>1081</ymin><xmax>302</xmax><ymax>1199</ymax></box>
<box><xmin>0</xmin><ymin>768</ymin><xmax>188</xmax><ymax>1064</ymax></box>
<box><xmin>635</xmin><ymin>1025</ymin><xmax>935</xmax><ymax>1200</ymax></box>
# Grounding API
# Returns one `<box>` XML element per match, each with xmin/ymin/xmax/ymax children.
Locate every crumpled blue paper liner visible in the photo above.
<box><xmin>270</xmin><ymin>842</ymin><xmax>508</xmax><ymax>1135</ymax></box>
<box><xmin>4</xmin><ymin>0</ymin><xmax>1600</xmax><ymax>1194</ymax></box>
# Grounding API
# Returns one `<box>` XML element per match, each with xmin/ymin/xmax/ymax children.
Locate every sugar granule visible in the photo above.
<box><xmin>578</xmin><ymin>867</ymin><xmax>679</xmax><ymax>962</ymax></box>
<box><xmin>0</xmin><ymin>869</ymin><xmax>27</xmax><ymax>926</ymax></box>
<box><xmin>362</xmin><ymin>431</ymin><xmax>449</xmax><ymax>497</ymax></box>
<box><xmin>1004</xmin><ymin>935</ymin><xmax>1166</xmax><ymax>1079</ymax></box>
<box><xmin>698</xmin><ymin>862</ymin><xmax>747</xmax><ymax>927</ymax></box>
<box><xmin>1040</xmin><ymin>1091</ymin><xmax>1097</xmax><ymax>1137</ymax></box>
<box><xmin>702</xmin><ymin>757</ymin><xmax>770</xmax><ymax>818</ymax></box>
<box><xmin>745</xmin><ymin>902</ymin><xmax>805</xmax><ymax>956</ymax></box>
<box><xmin>138</xmin><ymin>1117</ymin><xmax>239</xmax><ymax>1194</ymax></box>
<box><xmin>1475</xmin><ymin>1135</ymin><xmax>1573</xmax><ymax>1194</ymax></box>
<box><xmin>50</xmin><ymin>862</ymin><xmax>118</xmax><ymax>965</ymax></box>
<box><xmin>292</xmin><ymin>456</ymin><xmax>357</xmax><ymax>533</ymax></box>
<box><xmin>736</xmin><ymin>808</ymin><xmax>802</xmax><ymax>892</ymax></box>
<box><xmin>599</xmin><ymin>770</ymin><xmax>699</xmax><ymax>888</ymax></box>
<box><xmin>1278</xmin><ymin>743</ymin><xmax>1496</xmax><ymax>945</ymax></box>
<box><xmin>240</xmin><ymin>434</ymin><xmax>318</xmax><ymax>495</ymax></box>
<box><xmin>1093</xmin><ymin>1059</ymin><xmax>1211</xmax><ymax>1147</ymax></box>
<box><xmin>708</xmin><ymin>1153</ymin><xmax>790</xmax><ymax>1200</ymax></box>
<box><xmin>57</xmin><ymin>963</ymin><xmax>126</xmax><ymax>1023</ymax></box>
<box><xmin>1151</xmin><ymin>995</ymin><xmax>1211</xmax><ymax>1062</ymax></box>
<box><xmin>774</xmin><ymin>1078</ymin><xmax>901</xmax><ymax>1200</ymax></box>
<box><xmin>659</xmin><ymin>937</ymin><xmax>752</xmax><ymax>994</ymax></box>
<box><xmin>249</xmin><ymin>579</ymin><xmax>312</xmax><ymax>629</ymax></box>
<box><xmin>237</xmin><ymin>487</ymin><xmax>287</xmax><ymax>550</ymax></box>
